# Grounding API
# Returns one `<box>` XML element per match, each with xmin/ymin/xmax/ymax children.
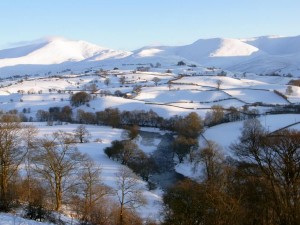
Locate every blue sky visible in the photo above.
<box><xmin>0</xmin><ymin>0</ymin><xmax>299</xmax><ymax>50</ymax></box>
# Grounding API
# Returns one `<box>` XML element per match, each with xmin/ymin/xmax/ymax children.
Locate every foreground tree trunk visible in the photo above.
<box><xmin>0</xmin><ymin>117</ymin><xmax>26</xmax><ymax>211</ymax></box>
<box><xmin>33</xmin><ymin>130</ymin><xmax>85</xmax><ymax>211</ymax></box>
<box><xmin>115</xmin><ymin>167</ymin><xmax>145</xmax><ymax>225</ymax></box>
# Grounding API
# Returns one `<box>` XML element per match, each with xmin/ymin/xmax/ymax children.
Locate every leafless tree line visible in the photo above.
<box><xmin>163</xmin><ymin>118</ymin><xmax>300</xmax><ymax>225</ymax></box>
<box><xmin>0</xmin><ymin>116</ymin><xmax>150</xmax><ymax>225</ymax></box>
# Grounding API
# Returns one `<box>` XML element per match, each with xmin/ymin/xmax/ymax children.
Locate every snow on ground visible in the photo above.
<box><xmin>176</xmin><ymin>114</ymin><xmax>300</xmax><ymax>180</ymax></box>
<box><xmin>167</xmin><ymin>98</ymin><xmax>244</xmax><ymax>109</ymax></box>
<box><xmin>0</xmin><ymin>37</ymin><xmax>130</xmax><ymax>70</ymax></box>
<box><xmin>203</xmin><ymin>121</ymin><xmax>244</xmax><ymax>154</ymax></box>
<box><xmin>85</xmin><ymin>95</ymin><xmax>202</xmax><ymax>118</ymax></box>
<box><xmin>203</xmin><ymin>114</ymin><xmax>300</xmax><ymax>154</ymax></box>
<box><xmin>31</xmin><ymin>123</ymin><xmax>163</xmax><ymax>221</ymax></box>
<box><xmin>172</xmin><ymin>76</ymin><xmax>265</xmax><ymax>89</ymax></box>
<box><xmin>169</xmin><ymin>84</ymin><xmax>213</xmax><ymax>91</ymax></box>
<box><xmin>0</xmin><ymin>213</ymin><xmax>53</xmax><ymax>225</ymax></box>
<box><xmin>1</xmin><ymin>39</ymin><xmax>300</xmax><ymax>223</ymax></box>
<box><xmin>224</xmin><ymin>89</ymin><xmax>289</xmax><ymax>104</ymax></box>
<box><xmin>0</xmin><ymin>69</ymin><xmax>299</xmax><ymax>214</ymax></box>
<box><xmin>2</xmin><ymin>78</ymin><xmax>74</xmax><ymax>93</ymax></box>
<box><xmin>0</xmin><ymin>70</ymin><xmax>300</xmax><ymax>121</ymax></box>
<box><xmin>287</xmin><ymin>86</ymin><xmax>300</xmax><ymax>103</ymax></box>
<box><xmin>2</xmin><ymin>36</ymin><xmax>300</xmax><ymax>77</ymax></box>
<box><xmin>135</xmin><ymin>89</ymin><xmax>230</xmax><ymax>103</ymax></box>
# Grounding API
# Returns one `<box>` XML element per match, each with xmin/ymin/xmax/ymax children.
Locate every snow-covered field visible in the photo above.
<box><xmin>176</xmin><ymin>114</ymin><xmax>300</xmax><ymax>181</ymax></box>
<box><xmin>31</xmin><ymin>123</ymin><xmax>164</xmax><ymax>221</ymax></box>
<box><xmin>224</xmin><ymin>89</ymin><xmax>288</xmax><ymax>104</ymax></box>
<box><xmin>0</xmin><ymin>213</ymin><xmax>53</xmax><ymax>225</ymax></box>
<box><xmin>0</xmin><ymin>59</ymin><xmax>300</xmax><ymax>223</ymax></box>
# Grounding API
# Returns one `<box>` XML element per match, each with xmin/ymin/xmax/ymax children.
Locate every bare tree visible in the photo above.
<box><xmin>216</xmin><ymin>79</ymin><xmax>222</xmax><ymax>90</ymax></box>
<box><xmin>104</xmin><ymin>78</ymin><xmax>111</xmax><ymax>86</ymax></box>
<box><xmin>121</xmin><ymin>140</ymin><xmax>140</xmax><ymax>165</ymax></box>
<box><xmin>205</xmin><ymin>105</ymin><xmax>225</xmax><ymax>126</ymax></box>
<box><xmin>119</xmin><ymin>76</ymin><xmax>126</xmax><ymax>85</ymax></box>
<box><xmin>174</xmin><ymin>112</ymin><xmax>203</xmax><ymax>139</ymax></box>
<box><xmin>115</xmin><ymin>167</ymin><xmax>146</xmax><ymax>225</ymax></box>
<box><xmin>90</xmin><ymin>83</ymin><xmax>98</xmax><ymax>94</ymax></box>
<box><xmin>173</xmin><ymin>135</ymin><xmax>198</xmax><ymax>163</ymax></box>
<box><xmin>75</xmin><ymin>159</ymin><xmax>111</xmax><ymax>223</ymax></box>
<box><xmin>33</xmin><ymin>130</ymin><xmax>85</xmax><ymax>211</ymax></box>
<box><xmin>0</xmin><ymin>117</ymin><xmax>27</xmax><ymax>210</ymax></box>
<box><xmin>124</xmin><ymin>125</ymin><xmax>140</xmax><ymax>140</ymax></box>
<box><xmin>152</xmin><ymin>77</ymin><xmax>161</xmax><ymax>86</ymax></box>
<box><xmin>231</xmin><ymin>118</ymin><xmax>266</xmax><ymax>159</ymax></box>
<box><xmin>133</xmin><ymin>85</ymin><xmax>142</xmax><ymax>94</ymax></box>
<box><xmin>193</xmin><ymin>141</ymin><xmax>224</xmax><ymax>182</ymax></box>
<box><xmin>74</xmin><ymin>125</ymin><xmax>91</xmax><ymax>143</ymax></box>
<box><xmin>23</xmin><ymin>125</ymin><xmax>39</xmax><ymax>202</ymax></box>
<box><xmin>232</xmin><ymin>119</ymin><xmax>300</xmax><ymax>225</ymax></box>
<box><xmin>286</xmin><ymin>85</ymin><xmax>293</xmax><ymax>95</ymax></box>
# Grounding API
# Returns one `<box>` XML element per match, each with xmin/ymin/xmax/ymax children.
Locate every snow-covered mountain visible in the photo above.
<box><xmin>0</xmin><ymin>37</ymin><xmax>131</xmax><ymax>75</ymax></box>
<box><xmin>130</xmin><ymin>36</ymin><xmax>300</xmax><ymax>75</ymax></box>
<box><xmin>1</xmin><ymin>35</ymin><xmax>300</xmax><ymax>76</ymax></box>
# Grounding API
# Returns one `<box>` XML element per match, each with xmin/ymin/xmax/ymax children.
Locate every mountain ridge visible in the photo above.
<box><xmin>0</xmin><ymin>35</ymin><xmax>300</xmax><ymax>76</ymax></box>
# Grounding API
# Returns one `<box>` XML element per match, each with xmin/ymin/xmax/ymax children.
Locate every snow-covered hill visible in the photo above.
<box><xmin>1</xmin><ymin>35</ymin><xmax>300</xmax><ymax>76</ymax></box>
<box><xmin>242</xmin><ymin>35</ymin><xmax>300</xmax><ymax>55</ymax></box>
<box><xmin>0</xmin><ymin>37</ymin><xmax>131</xmax><ymax>75</ymax></box>
<box><xmin>0</xmin><ymin>65</ymin><xmax>300</xmax><ymax>223</ymax></box>
<box><xmin>0</xmin><ymin>213</ymin><xmax>52</xmax><ymax>225</ymax></box>
<box><xmin>130</xmin><ymin>36</ymin><xmax>300</xmax><ymax>75</ymax></box>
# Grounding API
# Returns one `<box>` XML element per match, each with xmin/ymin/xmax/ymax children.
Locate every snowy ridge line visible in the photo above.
<box><xmin>2</xmin><ymin>35</ymin><xmax>300</xmax><ymax>76</ymax></box>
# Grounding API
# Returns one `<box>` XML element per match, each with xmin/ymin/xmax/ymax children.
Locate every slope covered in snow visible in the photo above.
<box><xmin>121</xmin><ymin>35</ymin><xmax>300</xmax><ymax>75</ymax></box>
<box><xmin>0</xmin><ymin>37</ymin><xmax>131</xmax><ymax>75</ymax></box>
<box><xmin>0</xmin><ymin>213</ymin><xmax>52</xmax><ymax>225</ymax></box>
<box><xmin>1</xmin><ymin>35</ymin><xmax>300</xmax><ymax>76</ymax></box>
<box><xmin>242</xmin><ymin>35</ymin><xmax>300</xmax><ymax>55</ymax></box>
<box><xmin>176</xmin><ymin>38</ymin><xmax>260</xmax><ymax>59</ymax></box>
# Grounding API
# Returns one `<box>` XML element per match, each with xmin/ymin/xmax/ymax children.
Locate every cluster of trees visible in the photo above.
<box><xmin>205</xmin><ymin>105</ymin><xmax>260</xmax><ymax>127</ymax></box>
<box><xmin>288</xmin><ymin>79</ymin><xmax>300</xmax><ymax>87</ymax></box>
<box><xmin>171</xmin><ymin>112</ymin><xmax>203</xmax><ymax>162</ymax></box>
<box><xmin>36</xmin><ymin>106</ymin><xmax>73</xmax><ymax>123</ymax></box>
<box><xmin>104</xmin><ymin>140</ymin><xmax>157</xmax><ymax>182</ymax></box>
<box><xmin>34</xmin><ymin>104</ymin><xmax>260</xmax><ymax>135</ymax></box>
<box><xmin>30</xmin><ymin>89</ymin><xmax>263</xmax><ymax>130</ymax></box>
<box><xmin>177</xmin><ymin>61</ymin><xmax>186</xmax><ymax>66</ymax></box>
<box><xmin>1</xmin><ymin>103</ymin><xmax>300</xmax><ymax>225</ymax></box>
<box><xmin>163</xmin><ymin>119</ymin><xmax>300</xmax><ymax>225</ymax></box>
<box><xmin>271</xmin><ymin>104</ymin><xmax>300</xmax><ymax>114</ymax></box>
<box><xmin>76</xmin><ymin>108</ymin><xmax>204</xmax><ymax>134</ymax></box>
<box><xmin>70</xmin><ymin>91</ymin><xmax>91</xmax><ymax>107</ymax></box>
<box><xmin>104</xmin><ymin>128</ymin><xmax>157</xmax><ymax>182</ymax></box>
<box><xmin>35</xmin><ymin>107</ymin><xmax>165</xmax><ymax>128</ymax></box>
<box><xmin>100</xmin><ymin>112</ymin><xmax>205</xmax><ymax>188</ymax></box>
<box><xmin>0</xmin><ymin>117</ymin><xmax>149</xmax><ymax>225</ymax></box>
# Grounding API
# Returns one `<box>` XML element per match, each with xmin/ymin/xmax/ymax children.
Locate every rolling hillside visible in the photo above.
<box><xmin>1</xmin><ymin>36</ymin><xmax>300</xmax><ymax>76</ymax></box>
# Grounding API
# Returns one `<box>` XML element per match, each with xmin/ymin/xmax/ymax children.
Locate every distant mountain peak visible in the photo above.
<box><xmin>0</xmin><ymin>35</ymin><xmax>300</xmax><ymax>76</ymax></box>
<box><xmin>0</xmin><ymin>37</ymin><xmax>130</xmax><ymax>71</ymax></box>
